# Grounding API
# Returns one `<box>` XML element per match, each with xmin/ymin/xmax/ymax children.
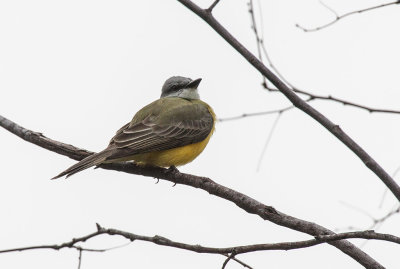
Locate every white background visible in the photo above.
<box><xmin>1</xmin><ymin>0</ymin><xmax>400</xmax><ymax>268</ymax></box>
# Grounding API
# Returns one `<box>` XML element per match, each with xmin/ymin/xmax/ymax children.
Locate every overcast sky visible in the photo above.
<box><xmin>1</xmin><ymin>0</ymin><xmax>400</xmax><ymax>268</ymax></box>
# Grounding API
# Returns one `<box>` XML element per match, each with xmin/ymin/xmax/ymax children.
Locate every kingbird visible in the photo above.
<box><xmin>52</xmin><ymin>76</ymin><xmax>215</xmax><ymax>179</ymax></box>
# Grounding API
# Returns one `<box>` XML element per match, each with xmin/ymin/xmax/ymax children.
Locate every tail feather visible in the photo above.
<box><xmin>52</xmin><ymin>150</ymin><xmax>113</xmax><ymax>179</ymax></box>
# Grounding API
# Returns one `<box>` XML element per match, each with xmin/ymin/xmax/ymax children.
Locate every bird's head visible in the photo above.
<box><xmin>161</xmin><ymin>76</ymin><xmax>202</xmax><ymax>100</ymax></box>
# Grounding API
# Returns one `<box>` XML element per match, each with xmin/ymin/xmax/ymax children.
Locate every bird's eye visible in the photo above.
<box><xmin>169</xmin><ymin>84</ymin><xmax>181</xmax><ymax>91</ymax></box>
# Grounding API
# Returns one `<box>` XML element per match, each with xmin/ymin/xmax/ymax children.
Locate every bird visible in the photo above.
<box><xmin>52</xmin><ymin>76</ymin><xmax>215</xmax><ymax>179</ymax></box>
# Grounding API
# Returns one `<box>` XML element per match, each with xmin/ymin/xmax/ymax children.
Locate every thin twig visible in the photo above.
<box><xmin>207</xmin><ymin>0</ymin><xmax>221</xmax><ymax>12</ymax></box>
<box><xmin>0</xmin><ymin>230</ymin><xmax>104</xmax><ymax>254</ymax></box>
<box><xmin>371</xmin><ymin>205</ymin><xmax>400</xmax><ymax>229</ymax></box>
<box><xmin>222</xmin><ymin>254</ymin><xmax>253</xmax><ymax>269</ymax></box>
<box><xmin>222</xmin><ymin>251</ymin><xmax>236</xmax><ymax>269</ymax></box>
<box><xmin>77</xmin><ymin>249</ymin><xmax>83</xmax><ymax>269</ymax></box>
<box><xmin>218</xmin><ymin>105</ymin><xmax>294</xmax><ymax>122</ymax></box>
<box><xmin>338</xmin><ymin>201</ymin><xmax>400</xmax><ymax>236</ymax></box>
<box><xmin>380</xmin><ymin>165</ymin><xmax>400</xmax><ymax>208</ymax></box>
<box><xmin>319</xmin><ymin>0</ymin><xmax>339</xmax><ymax>18</ymax></box>
<box><xmin>256</xmin><ymin>113</ymin><xmax>282</xmax><ymax>171</ymax></box>
<box><xmin>248</xmin><ymin>1</ymin><xmax>400</xmax><ymax>116</ymax></box>
<box><xmin>340</xmin><ymin>201</ymin><xmax>376</xmax><ymax>221</ymax></box>
<box><xmin>260</xmin><ymin>84</ymin><xmax>400</xmax><ymax>115</ymax></box>
<box><xmin>296</xmin><ymin>1</ymin><xmax>400</xmax><ymax>32</ymax></box>
<box><xmin>293</xmin><ymin>88</ymin><xmax>400</xmax><ymax>114</ymax></box>
<box><xmin>248</xmin><ymin>0</ymin><xmax>295</xmax><ymax>89</ymax></box>
<box><xmin>248</xmin><ymin>0</ymin><xmax>267</xmax><ymax>87</ymax></box>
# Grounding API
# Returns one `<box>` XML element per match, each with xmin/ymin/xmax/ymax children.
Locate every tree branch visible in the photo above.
<box><xmin>0</xmin><ymin>115</ymin><xmax>93</xmax><ymax>161</ymax></box>
<box><xmin>296</xmin><ymin>1</ymin><xmax>400</xmax><ymax>32</ymax></box>
<box><xmin>222</xmin><ymin>251</ymin><xmax>236</xmax><ymax>269</ymax></box>
<box><xmin>256</xmin><ymin>113</ymin><xmax>281</xmax><ymax>171</ymax></box>
<box><xmin>176</xmin><ymin>0</ymin><xmax>400</xmax><ymax>205</ymax></box>
<box><xmin>0</xmin><ymin>114</ymin><xmax>387</xmax><ymax>268</ymax></box>
<box><xmin>217</xmin><ymin>104</ymin><xmax>295</xmax><ymax>122</ymax></box>
<box><xmin>293</xmin><ymin>88</ymin><xmax>400</xmax><ymax>114</ymax></box>
<box><xmin>207</xmin><ymin>0</ymin><xmax>221</xmax><ymax>12</ymax></box>
<box><xmin>77</xmin><ymin>249</ymin><xmax>82</xmax><ymax>269</ymax></box>
<box><xmin>0</xmin><ymin>229</ymin><xmax>105</xmax><ymax>254</ymax></box>
<box><xmin>1</xmin><ymin>224</ymin><xmax>399</xmax><ymax>258</ymax></box>
<box><xmin>371</xmin><ymin>205</ymin><xmax>400</xmax><ymax>229</ymax></box>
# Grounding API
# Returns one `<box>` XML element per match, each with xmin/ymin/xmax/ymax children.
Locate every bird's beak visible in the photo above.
<box><xmin>186</xmin><ymin>78</ymin><xmax>202</xmax><ymax>89</ymax></box>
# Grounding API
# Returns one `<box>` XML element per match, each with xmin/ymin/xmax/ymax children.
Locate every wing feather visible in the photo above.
<box><xmin>106</xmin><ymin>100</ymin><xmax>213</xmax><ymax>160</ymax></box>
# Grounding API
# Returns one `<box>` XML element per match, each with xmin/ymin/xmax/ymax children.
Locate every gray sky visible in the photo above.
<box><xmin>1</xmin><ymin>0</ymin><xmax>399</xmax><ymax>268</ymax></box>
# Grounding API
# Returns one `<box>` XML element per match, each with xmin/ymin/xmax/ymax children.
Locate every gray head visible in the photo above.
<box><xmin>161</xmin><ymin>76</ymin><xmax>202</xmax><ymax>99</ymax></box>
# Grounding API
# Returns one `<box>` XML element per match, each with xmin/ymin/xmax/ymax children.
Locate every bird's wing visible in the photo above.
<box><xmin>106</xmin><ymin>101</ymin><xmax>213</xmax><ymax>160</ymax></box>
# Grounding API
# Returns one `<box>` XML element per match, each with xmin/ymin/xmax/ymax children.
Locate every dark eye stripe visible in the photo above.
<box><xmin>166</xmin><ymin>84</ymin><xmax>183</xmax><ymax>93</ymax></box>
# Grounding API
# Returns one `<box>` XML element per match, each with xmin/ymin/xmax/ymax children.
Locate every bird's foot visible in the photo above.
<box><xmin>167</xmin><ymin>165</ymin><xmax>179</xmax><ymax>174</ymax></box>
<box><xmin>166</xmin><ymin>165</ymin><xmax>180</xmax><ymax>187</ymax></box>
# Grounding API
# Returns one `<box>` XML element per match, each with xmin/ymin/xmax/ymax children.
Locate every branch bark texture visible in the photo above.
<box><xmin>0</xmin><ymin>115</ymin><xmax>386</xmax><ymax>268</ymax></box>
<box><xmin>176</xmin><ymin>0</ymin><xmax>400</xmax><ymax>204</ymax></box>
<box><xmin>1</xmin><ymin>224</ymin><xmax>398</xmax><ymax>256</ymax></box>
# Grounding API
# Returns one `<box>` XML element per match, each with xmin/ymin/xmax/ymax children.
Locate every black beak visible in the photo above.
<box><xmin>186</xmin><ymin>78</ymin><xmax>202</xmax><ymax>89</ymax></box>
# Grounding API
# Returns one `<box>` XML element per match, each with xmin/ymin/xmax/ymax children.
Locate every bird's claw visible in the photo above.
<box><xmin>167</xmin><ymin>165</ymin><xmax>179</xmax><ymax>174</ymax></box>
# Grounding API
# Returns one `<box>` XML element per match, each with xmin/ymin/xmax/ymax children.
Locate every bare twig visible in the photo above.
<box><xmin>380</xmin><ymin>165</ymin><xmax>400</xmax><ymax>208</ymax></box>
<box><xmin>1</xmin><ymin>225</ymin><xmax>399</xmax><ymax>257</ymax></box>
<box><xmin>256</xmin><ymin>112</ymin><xmax>281</xmax><ymax>171</ymax></box>
<box><xmin>217</xmin><ymin>94</ymin><xmax>380</xmax><ymax>123</ymax></box>
<box><xmin>77</xmin><ymin>249</ymin><xmax>82</xmax><ymax>269</ymax></box>
<box><xmin>248</xmin><ymin>0</ymin><xmax>296</xmax><ymax>90</ymax></box>
<box><xmin>259</xmin><ymin>81</ymin><xmax>400</xmax><ymax>115</ymax></box>
<box><xmin>248</xmin><ymin>0</ymin><xmax>262</xmax><ymax>61</ymax></box>
<box><xmin>340</xmin><ymin>201</ymin><xmax>376</xmax><ymax>221</ymax></box>
<box><xmin>222</xmin><ymin>251</ymin><xmax>236</xmax><ymax>269</ymax></box>
<box><xmin>176</xmin><ymin>0</ymin><xmax>400</xmax><ymax>207</ymax></box>
<box><xmin>222</xmin><ymin>254</ymin><xmax>253</xmax><ymax>269</ymax></box>
<box><xmin>371</xmin><ymin>205</ymin><xmax>400</xmax><ymax>229</ymax></box>
<box><xmin>293</xmin><ymin>88</ymin><xmax>400</xmax><ymax>114</ymax></box>
<box><xmin>0</xmin><ymin>115</ymin><xmax>385</xmax><ymax>268</ymax></box>
<box><xmin>338</xmin><ymin>201</ymin><xmax>400</xmax><ymax>237</ymax></box>
<box><xmin>217</xmin><ymin>104</ymin><xmax>294</xmax><ymax>122</ymax></box>
<box><xmin>248</xmin><ymin>0</ymin><xmax>267</xmax><ymax>87</ymax></box>
<box><xmin>248</xmin><ymin>0</ymin><xmax>400</xmax><ymax>115</ymax></box>
<box><xmin>0</xmin><ymin>230</ymin><xmax>105</xmax><ymax>254</ymax></box>
<box><xmin>207</xmin><ymin>0</ymin><xmax>221</xmax><ymax>12</ymax></box>
<box><xmin>296</xmin><ymin>1</ymin><xmax>400</xmax><ymax>32</ymax></box>
<box><xmin>319</xmin><ymin>0</ymin><xmax>339</xmax><ymax>18</ymax></box>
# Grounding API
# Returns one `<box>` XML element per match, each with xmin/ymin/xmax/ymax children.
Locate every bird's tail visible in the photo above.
<box><xmin>52</xmin><ymin>149</ymin><xmax>114</xmax><ymax>179</ymax></box>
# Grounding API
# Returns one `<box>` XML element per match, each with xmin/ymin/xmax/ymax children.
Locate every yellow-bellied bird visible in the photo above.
<box><xmin>52</xmin><ymin>76</ymin><xmax>215</xmax><ymax>179</ymax></box>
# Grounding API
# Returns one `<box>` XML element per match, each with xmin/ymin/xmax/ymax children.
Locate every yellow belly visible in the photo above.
<box><xmin>131</xmin><ymin>128</ymin><xmax>214</xmax><ymax>167</ymax></box>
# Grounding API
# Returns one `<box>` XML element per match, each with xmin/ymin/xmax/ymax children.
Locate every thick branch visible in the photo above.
<box><xmin>0</xmin><ymin>115</ymin><xmax>386</xmax><ymax>268</ymax></box>
<box><xmin>176</xmin><ymin>0</ymin><xmax>400</xmax><ymax>205</ymax></box>
<box><xmin>0</xmin><ymin>115</ymin><xmax>92</xmax><ymax>161</ymax></box>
